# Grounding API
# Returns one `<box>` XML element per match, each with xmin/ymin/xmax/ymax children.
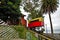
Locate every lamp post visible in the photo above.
<box><xmin>45</xmin><ymin>24</ymin><xmax>48</xmax><ymax>33</ymax></box>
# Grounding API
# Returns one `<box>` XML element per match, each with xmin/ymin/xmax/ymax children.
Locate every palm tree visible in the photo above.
<box><xmin>41</xmin><ymin>0</ymin><xmax>59</xmax><ymax>35</ymax></box>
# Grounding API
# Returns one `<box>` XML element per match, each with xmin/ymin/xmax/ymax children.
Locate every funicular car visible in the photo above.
<box><xmin>28</xmin><ymin>17</ymin><xmax>45</xmax><ymax>33</ymax></box>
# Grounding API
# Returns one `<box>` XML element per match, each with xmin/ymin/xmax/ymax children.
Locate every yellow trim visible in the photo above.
<box><xmin>28</xmin><ymin>17</ymin><xmax>44</xmax><ymax>23</ymax></box>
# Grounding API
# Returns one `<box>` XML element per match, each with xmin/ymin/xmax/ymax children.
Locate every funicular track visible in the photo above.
<box><xmin>29</xmin><ymin>30</ymin><xmax>60</xmax><ymax>40</ymax></box>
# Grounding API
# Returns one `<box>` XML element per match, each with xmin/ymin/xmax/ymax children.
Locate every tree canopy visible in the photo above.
<box><xmin>0</xmin><ymin>0</ymin><xmax>22</xmax><ymax>21</ymax></box>
<box><xmin>21</xmin><ymin>0</ymin><xmax>43</xmax><ymax>19</ymax></box>
<box><xmin>41</xmin><ymin>0</ymin><xmax>59</xmax><ymax>13</ymax></box>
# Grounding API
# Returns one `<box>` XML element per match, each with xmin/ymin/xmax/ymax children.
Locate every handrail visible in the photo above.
<box><xmin>29</xmin><ymin>30</ymin><xmax>55</xmax><ymax>40</ymax></box>
<box><xmin>38</xmin><ymin>34</ymin><xmax>52</xmax><ymax>40</ymax></box>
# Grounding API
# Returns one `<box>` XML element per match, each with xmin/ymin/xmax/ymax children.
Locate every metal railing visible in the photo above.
<box><xmin>29</xmin><ymin>30</ymin><xmax>58</xmax><ymax>40</ymax></box>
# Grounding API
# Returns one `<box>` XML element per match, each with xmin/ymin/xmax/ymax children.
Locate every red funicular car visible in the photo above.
<box><xmin>28</xmin><ymin>17</ymin><xmax>44</xmax><ymax>28</ymax></box>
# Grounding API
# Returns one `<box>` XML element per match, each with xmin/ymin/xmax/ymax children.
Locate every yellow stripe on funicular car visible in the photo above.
<box><xmin>28</xmin><ymin>17</ymin><xmax>44</xmax><ymax>23</ymax></box>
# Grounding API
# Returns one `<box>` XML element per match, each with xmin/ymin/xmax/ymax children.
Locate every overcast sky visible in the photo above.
<box><xmin>20</xmin><ymin>1</ymin><xmax>60</xmax><ymax>33</ymax></box>
<box><xmin>44</xmin><ymin>5</ymin><xmax>60</xmax><ymax>33</ymax></box>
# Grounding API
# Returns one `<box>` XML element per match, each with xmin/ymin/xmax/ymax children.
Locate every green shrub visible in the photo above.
<box><xmin>13</xmin><ymin>25</ymin><xmax>38</xmax><ymax>40</ymax></box>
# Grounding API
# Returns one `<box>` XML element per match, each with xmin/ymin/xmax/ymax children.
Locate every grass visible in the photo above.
<box><xmin>13</xmin><ymin>25</ymin><xmax>38</xmax><ymax>40</ymax></box>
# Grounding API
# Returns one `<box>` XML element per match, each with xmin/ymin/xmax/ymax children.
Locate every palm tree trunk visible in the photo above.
<box><xmin>48</xmin><ymin>12</ymin><xmax>53</xmax><ymax>35</ymax></box>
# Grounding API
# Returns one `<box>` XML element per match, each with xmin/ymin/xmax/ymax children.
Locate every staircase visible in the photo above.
<box><xmin>0</xmin><ymin>25</ymin><xmax>25</xmax><ymax>40</ymax></box>
<box><xmin>0</xmin><ymin>19</ymin><xmax>7</xmax><ymax>25</ymax></box>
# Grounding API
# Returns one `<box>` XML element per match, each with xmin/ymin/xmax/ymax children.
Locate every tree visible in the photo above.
<box><xmin>21</xmin><ymin>0</ymin><xmax>43</xmax><ymax>20</ymax></box>
<box><xmin>0</xmin><ymin>0</ymin><xmax>22</xmax><ymax>23</ymax></box>
<box><xmin>41</xmin><ymin>0</ymin><xmax>59</xmax><ymax>34</ymax></box>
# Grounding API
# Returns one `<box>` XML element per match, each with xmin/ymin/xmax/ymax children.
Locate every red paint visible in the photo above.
<box><xmin>28</xmin><ymin>21</ymin><xmax>44</xmax><ymax>28</ymax></box>
<box><xmin>21</xmin><ymin>17</ymin><xmax>27</xmax><ymax>26</ymax></box>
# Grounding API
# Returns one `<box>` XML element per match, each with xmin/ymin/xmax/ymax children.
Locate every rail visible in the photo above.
<box><xmin>29</xmin><ymin>30</ymin><xmax>59</xmax><ymax>40</ymax></box>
